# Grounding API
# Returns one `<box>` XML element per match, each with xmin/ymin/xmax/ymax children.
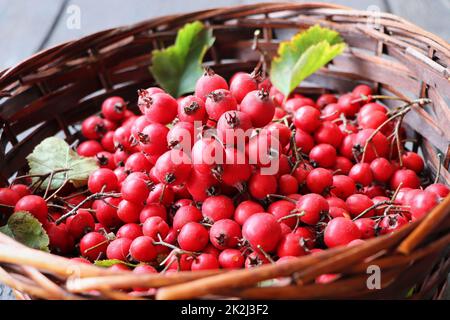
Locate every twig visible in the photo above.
<box><xmin>352</xmin><ymin>200</ymin><xmax>393</xmax><ymax>221</ymax></box>
<box><xmin>31</xmin><ymin>178</ymin><xmax>46</xmax><ymax>193</ymax></box>
<box><xmin>434</xmin><ymin>153</ymin><xmax>442</xmax><ymax>184</ymax></box>
<box><xmin>277</xmin><ymin>211</ymin><xmax>305</xmax><ymax>223</ymax></box>
<box><xmin>360</xmin><ymin>98</ymin><xmax>431</xmax><ymax>163</ymax></box>
<box><xmin>272</xmin><ymin>115</ymin><xmax>292</xmax><ymax>124</ymax></box>
<box><xmin>394</xmin><ymin>115</ymin><xmax>406</xmax><ymax>166</ymax></box>
<box><xmin>47</xmin><ymin>204</ymin><xmax>68</xmax><ymax>211</ymax></box>
<box><xmin>360</xmin><ymin>110</ymin><xmax>408</xmax><ymax>162</ymax></box>
<box><xmin>351</xmin><ymin>94</ymin><xmax>410</xmax><ymax>105</ymax></box>
<box><xmin>43</xmin><ymin>171</ymin><xmax>55</xmax><ymax>199</ymax></box>
<box><xmin>155</xmin><ymin>247</ymin><xmax>196</xmax><ymax>270</ymax></box>
<box><xmin>45</xmin><ymin>179</ymin><xmax>68</xmax><ymax>202</ymax></box>
<box><xmin>84</xmin><ymin>239</ymin><xmax>109</xmax><ymax>253</ymax></box>
<box><xmin>61</xmin><ymin>189</ymin><xmax>90</xmax><ymax>200</ymax></box>
<box><xmin>390</xmin><ymin>182</ymin><xmax>403</xmax><ymax>202</ymax></box>
<box><xmin>53</xmin><ymin>197</ymin><xmax>75</xmax><ymax>209</ymax></box>
<box><xmin>256</xmin><ymin>245</ymin><xmax>275</xmax><ymax>264</ymax></box>
<box><xmin>288</xmin><ymin>129</ymin><xmax>307</xmax><ymax>174</ymax></box>
<box><xmin>267</xmin><ymin>194</ymin><xmax>297</xmax><ymax>203</ymax></box>
<box><xmin>158</xmin><ymin>183</ymin><xmax>167</xmax><ymax>204</ymax></box>
<box><xmin>55</xmin><ymin>191</ymin><xmax>121</xmax><ymax>224</ymax></box>
<box><xmin>13</xmin><ymin>168</ymin><xmax>70</xmax><ymax>185</ymax></box>
<box><xmin>251</xmin><ymin>29</ymin><xmax>269</xmax><ymax>77</ymax></box>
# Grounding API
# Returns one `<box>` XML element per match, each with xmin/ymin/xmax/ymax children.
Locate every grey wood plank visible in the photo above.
<box><xmin>0</xmin><ymin>284</ymin><xmax>14</xmax><ymax>300</ymax></box>
<box><xmin>239</xmin><ymin>0</ymin><xmax>388</xmax><ymax>10</ymax></box>
<box><xmin>45</xmin><ymin>0</ymin><xmax>387</xmax><ymax>48</ymax></box>
<box><xmin>0</xmin><ymin>0</ymin><xmax>64</xmax><ymax>70</ymax></box>
<box><xmin>45</xmin><ymin>0</ymin><xmax>245</xmax><ymax>47</ymax></box>
<box><xmin>387</xmin><ymin>0</ymin><xmax>450</xmax><ymax>41</ymax></box>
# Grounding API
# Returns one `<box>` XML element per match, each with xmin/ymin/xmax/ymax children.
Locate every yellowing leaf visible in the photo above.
<box><xmin>149</xmin><ymin>21</ymin><xmax>215</xmax><ymax>97</ymax></box>
<box><xmin>0</xmin><ymin>211</ymin><xmax>49</xmax><ymax>251</ymax></box>
<box><xmin>26</xmin><ymin>137</ymin><xmax>98</xmax><ymax>190</ymax></box>
<box><xmin>270</xmin><ymin>25</ymin><xmax>346</xmax><ymax>98</ymax></box>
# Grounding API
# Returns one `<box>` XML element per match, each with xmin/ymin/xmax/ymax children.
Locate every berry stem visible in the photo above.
<box><xmin>277</xmin><ymin>211</ymin><xmax>305</xmax><ymax>223</ymax></box>
<box><xmin>53</xmin><ymin>197</ymin><xmax>75</xmax><ymax>209</ymax></box>
<box><xmin>15</xmin><ymin>168</ymin><xmax>71</xmax><ymax>196</ymax></box>
<box><xmin>152</xmin><ymin>240</ymin><xmax>179</xmax><ymax>252</ymax></box>
<box><xmin>31</xmin><ymin>178</ymin><xmax>46</xmax><ymax>194</ymax></box>
<box><xmin>61</xmin><ymin>189</ymin><xmax>90</xmax><ymax>200</ymax></box>
<box><xmin>154</xmin><ymin>234</ymin><xmax>197</xmax><ymax>257</ymax></box>
<box><xmin>320</xmin><ymin>111</ymin><xmax>339</xmax><ymax>120</ymax></box>
<box><xmin>288</xmin><ymin>129</ymin><xmax>306</xmax><ymax>175</ymax></box>
<box><xmin>390</xmin><ymin>182</ymin><xmax>403</xmax><ymax>202</ymax></box>
<box><xmin>434</xmin><ymin>153</ymin><xmax>442</xmax><ymax>184</ymax></box>
<box><xmin>360</xmin><ymin>109</ymin><xmax>408</xmax><ymax>163</ymax></box>
<box><xmin>44</xmin><ymin>179</ymin><xmax>68</xmax><ymax>202</ymax></box>
<box><xmin>352</xmin><ymin>200</ymin><xmax>393</xmax><ymax>221</ymax></box>
<box><xmin>256</xmin><ymin>245</ymin><xmax>275</xmax><ymax>264</ymax></box>
<box><xmin>100</xmin><ymin>198</ymin><xmax>118</xmax><ymax>209</ymax></box>
<box><xmin>11</xmin><ymin>168</ymin><xmax>70</xmax><ymax>184</ymax></box>
<box><xmin>160</xmin><ymin>256</ymin><xmax>177</xmax><ymax>272</ymax></box>
<box><xmin>158</xmin><ymin>183</ymin><xmax>167</xmax><ymax>204</ymax></box>
<box><xmin>55</xmin><ymin>191</ymin><xmax>121</xmax><ymax>225</ymax></box>
<box><xmin>272</xmin><ymin>115</ymin><xmax>292</xmax><ymax>124</ymax></box>
<box><xmin>381</xmin><ymin>204</ymin><xmax>395</xmax><ymax>217</ymax></box>
<box><xmin>84</xmin><ymin>239</ymin><xmax>109</xmax><ymax>254</ymax></box>
<box><xmin>360</xmin><ymin>98</ymin><xmax>430</xmax><ymax>163</ymax></box>
<box><xmin>47</xmin><ymin>203</ymin><xmax>67</xmax><ymax>211</ymax></box>
<box><xmin>251</xmin><ymin>29</ymin><xmax>269</xmax><ymax>77</ymax></box>
<box><xmin>393</xmin><ymin>116</ymin><xmax>406</xmax><ymax>166</ymax></box>
<box><xmin>267</xmin><ymin>194</ymin><xmax>297</xmax><ymax>203</ymax></box>
<box><xmin>351</xmin><ymin>94</ymin><xmax>410</xmax><ymax>105</ymax></box>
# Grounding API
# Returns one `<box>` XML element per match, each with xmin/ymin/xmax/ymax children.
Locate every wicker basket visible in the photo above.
<box><xmin>0</xmin><ymin>2</ymin><xmax>449</xmax><ymax>300</ymax></box>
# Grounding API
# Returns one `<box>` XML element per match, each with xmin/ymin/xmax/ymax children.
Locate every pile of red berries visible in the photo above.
<box><xmin>1</xmin><ymin>69</ymin><xmax>448</xmax><ymax>291</ymax></box>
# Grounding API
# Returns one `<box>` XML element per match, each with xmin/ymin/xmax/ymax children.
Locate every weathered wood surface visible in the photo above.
<box><xmin>2</xmin><ymin>0</ymin><xmax>448</xmax><ymax>71</ymax></box>
<box><xmin>0</xmin><ymin>0</ymin><xmax>448</xmax><ymax>300</ymax></box>
<box><xmin>0</xmin><ymin>0</ymin><xmax>64</xmax><ymax>70</ymax></box>
<box><xmin>44</xmin><ymin>0</ymin><xmax>389</xmax><ymax>48</ymax></box>
<box><xmin>387</xmin><ymin>0</ymin><xmax>450</xmax><ymax>42</ymax></box>
<box><xmin>0</xmin><ymin>0</ymin><xmax>392</xmax><ymax>70</ymax></box>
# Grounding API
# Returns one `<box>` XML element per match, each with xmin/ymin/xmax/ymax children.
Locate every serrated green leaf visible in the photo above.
<box><xmin>94</xmin><ymin>259</ymin><xmax>137</xmax><ymax>268</ymax></box>
<box><xmin>270</xmin><ymin>25</ymin><xmax>346</xmax><ymax>98</ymax></box>
<box><xmin>26</xmin><ymin>137</ymin><xmax>98</xmax><ymax>190</ymax></box>
<box><xmin>149</xmin><ymin>21</ymin><xmax>215</xmax><ymax>97</ymax></box>
<box><xmin>0</xmin><ymin>211</ymin><xmax>49</xmax><ymax>251</ymax></box>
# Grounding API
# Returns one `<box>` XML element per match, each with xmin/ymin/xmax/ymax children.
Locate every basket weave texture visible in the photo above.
<box><xmin>0</xmin><ymin>2</ymin><xmax>449</xmax><ymax>300</ymax></box>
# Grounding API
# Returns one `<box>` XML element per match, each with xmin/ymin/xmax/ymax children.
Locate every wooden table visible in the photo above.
<box><xmin>0</xmin><ymin>0</ymin><xmax>449</xmax><ymax>300</ymax></box>
<box><xmin>1</xmin><ymin>0</ymin><xmax>449</xmax><ymax>71</ymax></box>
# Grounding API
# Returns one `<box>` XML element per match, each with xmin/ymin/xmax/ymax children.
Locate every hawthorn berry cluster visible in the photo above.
<box><xmin>1</xmin><ymin>69</ymin><xmax>448</xmax><ymax>293</ymax></box>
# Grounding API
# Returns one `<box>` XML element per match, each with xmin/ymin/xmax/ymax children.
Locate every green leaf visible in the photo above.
<box><xmin>405</xmin><ymin>286</ymin><xmax>416</xmax><ymax>298</ymax></box>
<box><xmin>0</xmin><ymin>211</ymin><xmax>49</xmax><ymax>251</ymax></box>
<box><xmin>94</xmin><ymin>259</ymin><xmax>137</xmax><ymax>268</ymax></box>
<box><xmin>258</xmin><ymin>279</ymin><xmax>275</xmax><ymax>287</ymax></box>
<box><xmin>149</xmin><ymin>21</ymin><xmax>215</xmax><ymax>97</ymax></box>
<box><xmin>270</xmin><ymin>25</ymin><xmax>346</xmax><ymax>98</ymax></box>
<box><xmin>0</xmin><ymin>224</ymin><xmax>14</xmax><ymax>238</ymax></box>
<box><xmin>26</xmin><ymin>137</ymin><xmax>98</xmax><ymax>190</ymax></box>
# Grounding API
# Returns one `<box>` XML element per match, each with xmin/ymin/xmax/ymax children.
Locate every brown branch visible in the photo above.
<box><xmin>55</xmin><ymin>191</ymin><xmax>121</xmax><ymax>225</ymax></box>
